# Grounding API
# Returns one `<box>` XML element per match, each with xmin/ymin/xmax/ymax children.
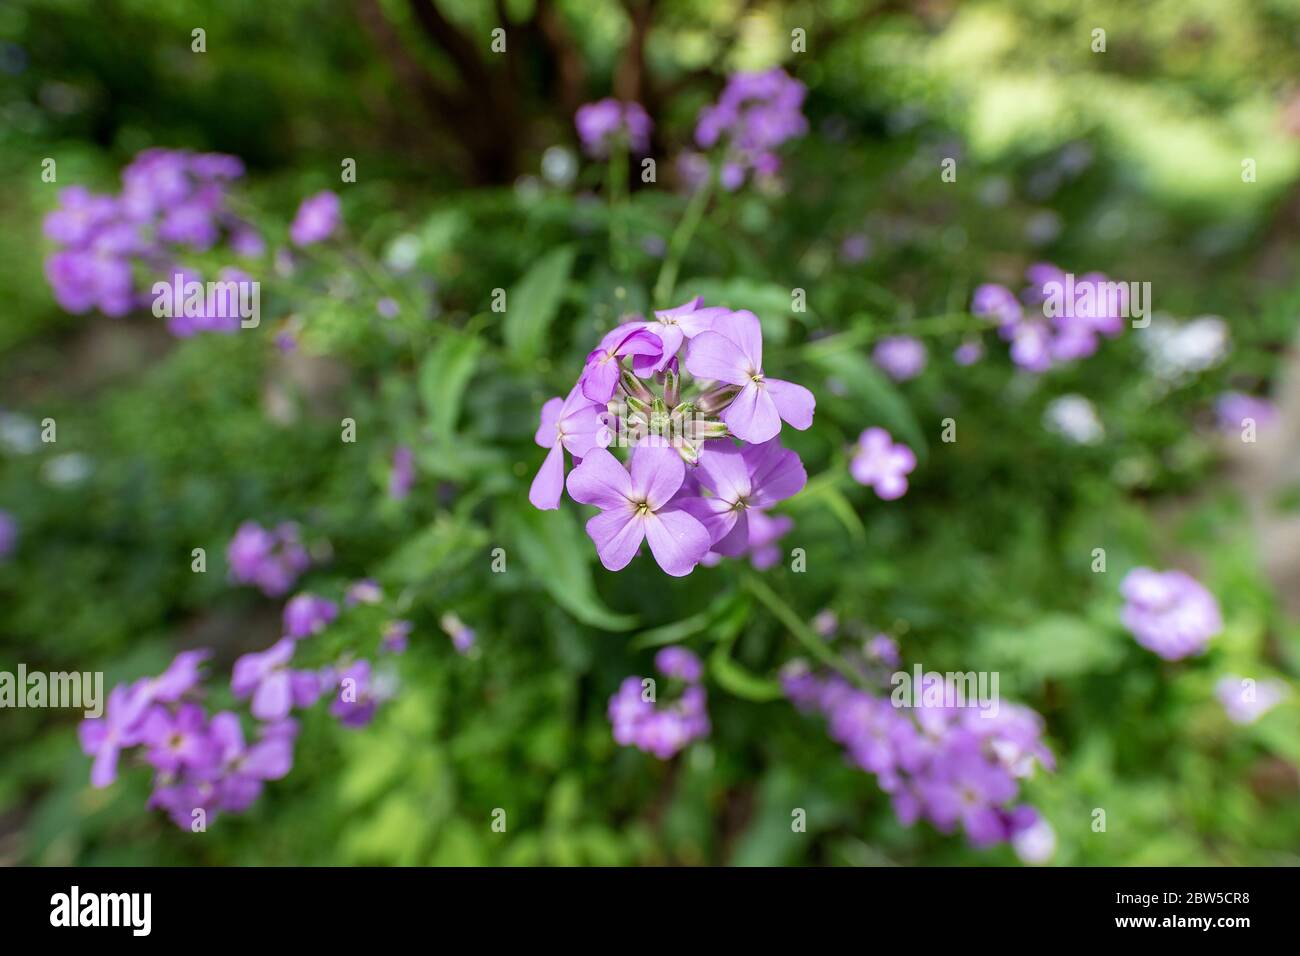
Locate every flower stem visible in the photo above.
<box><xmin>652</xmin><ymin>161</ymin><xmax>716</xmax><ymax>307</ymax></box>
<box><xmin>742</xmin><ymin>572</ymin><xmax>872</xmax><ymax>690</ymax></box>
<box><xmin>608</xmin><ymin>142</ymin><xmax>629</xmax><ymax>274</ymax></box>
<box><xmin>797</xmin><ymin>312</ymin><xmax>996</xmax><ymax>362</ymax></box>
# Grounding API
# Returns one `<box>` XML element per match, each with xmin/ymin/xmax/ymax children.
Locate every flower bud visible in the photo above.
<box><xmin>697</xmin><ymin>384</ymin><xmax>741</xmax><ymax>414</ymax></box>
<box><xmin>619</xmin><ymin>367</ymin><xmax>656</xmax><ymax>405</ymax></box>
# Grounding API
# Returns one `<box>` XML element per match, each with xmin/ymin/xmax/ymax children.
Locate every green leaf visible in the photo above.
<box><xmin>675</xmin><ymin>277</ymin><xmax>801</xmax><ymax>343</ymax></box>
<box><xmin>506</xmin><ymin>504</ymin><xmax>637</xmax><ymax>631</ymax></box>
<box><xmin>977</xmin><ymin>613</ymin><xmax>1126</xmax><ymax>683</ymax></box>
<box><xmin>419</xmin><ymin>332</ymin><xmax>485</xmax><ymax>439</ymax></box>
<box><xmin>631</xmin><ymin>591</ymin><xmax>744</xmax><ymax>649</ymax></box>
<box><xmin>710</xmin><ymin>640</ymin><xmax>784</xmax><ymax>702</ymax></box>
<box><xmin>504</xmin><ymin>245</ymin><xmax>576</xmax><ymax>360</ymax></box>
<box><xmin>812</xmin><ymin>350</ymin><xmax>928</xmax><ymax>460</ymax></box>
<box><xmin>377</xmin><ymin>516</ymin><xmax>487</xmax><ymax>586</ymax></box>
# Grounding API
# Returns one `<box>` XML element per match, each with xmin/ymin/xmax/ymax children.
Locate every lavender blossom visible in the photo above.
<box><xmin>575</xmin><ymin>99</ymin><xmax>653</xmax><ymax>157</ymax></box>
<box><xmin>226</xmin><ymin>521</ymin><xmax>310</xmax><ymax>597</ymax></box>
<box><xmin>850</xmin><ymin>427</ymin><xmax>916</xmax><ymax>500</ymax></box>
<box><xmin>872</xmin><ymin>336</ymin><xmax>928</xmax><ymax>382</ymax></box>
<box><xmin>283</xmin><ymin>592</ymin><xmax>339</xmax><ymax>639</ymax></box>
<box><xmin>1120</xmin><ymin>568</ymin><xmax>1222</xmax><ymax>660</ymax></box>
<box><xmin>289</xmin><ymin>191</ymin><xmax>341</xmax><ymax>246</ymax></box>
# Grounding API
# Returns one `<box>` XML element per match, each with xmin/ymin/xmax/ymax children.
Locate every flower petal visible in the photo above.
<box><xmin>766</xmin><ymin>378</ymin><xmax>815</xmax><ymax>430</ymax></box>
<box><xmin>566</xmin><ymin>448</ymin><xmax>634</xmax><ymax>508</ymax></box>
<box><xmin>683</xmin><ymin>330</ymin><xmax>750</xmax><ymax>385</ymax></box>
<box><xmin>743</xmin><ymin>439</ymin><xmax>807</xmax><ymax>506</ymax></box>
<box><xmin>529</xmin><ymin>442</ymin><xmax>567</xmax><ymax>510</ymax></box>
<box><xmin>676</xmin><ymin>495</ymin><xmax>739</xmax><ymax>546</ymax></box>
<box><xmin>722</xmin><ymin>381</ymin><xmax>781</xmax><ymax>443</ymax></box>
<box><xmin>534</xmin><ymin>397</ymin><xmax>563</xmax><ymax>448</ymax></box>
<box><xmin>710</xmin><ymin>310</ymin><xmax>763</xmax><ymax>370</ymax></box>
<box><xmin>695</xmin><ymin>441</ymin><xmax>751</xmax><ymax>503</ymax></box>
<box><xmin>630</xmin><ymin>443</ymin><xmax>685</xmax><ymax>510</ymax></box>
<box><xmin>586</xmin><ymin>508</ymin><xmax>645</xmax><ymax>572</ymax></box>
<box><xmin>643</xmin><ymin>506</ymin><xmax>711</xmax><ymax>576</ymax></box>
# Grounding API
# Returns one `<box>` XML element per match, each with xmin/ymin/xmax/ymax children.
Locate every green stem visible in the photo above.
<box><xmin>608</xmin><ymin>141</ymin><xmax>629</xmax><ymax>275</ymax></box>
<box><xmin>798</xmin><ymin>312</ymin><xmax>996</xmax><ymax>362</ymax></box>
<box><xmin>742</xmin><ymin>572</ymin><xmax>872</xmax><ymax>690</ymax></box>
<box><xmin>652</xmin><ymin>161</ymin><xmax>716</xmax><ymax>307</ymax></box>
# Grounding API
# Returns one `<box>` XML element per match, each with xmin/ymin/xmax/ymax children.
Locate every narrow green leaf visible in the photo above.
<box><xmin>504</xmin><ymin>245</ymin><xmax>576</xmax><ymax>359</ymax></box>
<box><xmin>419</xmin><ymin>332</ymin><xmax>484</xmax><ymax>439</ymax></box>
<box><xmin>710</xmin><ymin>637</ymin><xmax>783</xmax><ymax>702</ymax></box>
<box><xmin>506</xmin><ymin>504</ymin><xmax>637</xmax><ymax>631</ymax></box>
<box><xmin>812</xmin><ymin>349</ymin><xmax>928</xmax><ymax>460</ymax></box>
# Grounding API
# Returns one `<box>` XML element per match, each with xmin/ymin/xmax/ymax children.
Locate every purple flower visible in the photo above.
<box><xmin>139</xmin><ymin>702</ymin><xmax>219</xmax><ymax>776</ymax></box>
<box><xmin>139</xmin><ymin>649</ymin><xmax>210</xmax><ymax>706</ymax></box>
<box><xmin>389</xmin><ymin>445</ymin><xmax>415</xmax><ymax>500</ymax></box>
<box><xmin>684</xmin><ymin>310</ymin><xmax>815</xmax><ymax>443</ymax></box>
<box><xmin>231</xmin><ymin>638</ymin><xmax>324</xmax><ymax>721</ymax></box>
<box><xmin>1215</xmin><ymin>392</ymin><xmax>1277</xmax><ymax>435</ymax></box>
<box><xmin>439</xmin><ymin>613</ymin><xmax>475</xmax><ymax>655</ymax></box>
<box><xmin>330</xmin><ymin>660</ymin><xmax>380</xmax><ymax>728</ymax></box>
<box><xmin>43</xmin><ymin>186</ymin><xmax>119</xmax><ymax>246</ymax></box>
<box><xmin>655</xmin><ymin>646</ymin><xmax>703</xmax><ymax>684</ymax></box>
<box><xmin>971</xmin><ymin>283</ymin><xmax>1022</xmax><ymax>330</ymax></box>
<box><xmin>953</xmin><ymin>339</ymin><xmax>985</xmax><ymax>366</ymax></box>
<box><xmin>872</xmin><ymin>336</ymin><xmax>927</xmax><ymax>382</ymax></box>
<box><xmin>744</xmin><ymin>509</ymin><xmax>793</xmax><ymax>569</ymax></box>
<box><xmin>579</xmin><ymin>323</ymin><xmax>663</xmax><ymax>403</ymax></box>
<box><xmin>680</xmin><ymin>438</ymin><xmax>806</xmax><ymax>555</ymax></box>
<box><xmin>813</xmin><ymin>610</ymin><xmax>839</xmax><ymax>638</ymax></box>
<box><xmin>635</xmin><ymin>297</ymin><xmax>729</xmax><ymax>373</ymax></box>
<box><xmin>226</xmin><ymin>521</ymin><xmax>311</xmax><ymax>597</ymax></box>
<box><xmin>866</xmin><ymin>634</ymin><xmax>900</xmax><ymax>666</ymax></box>
<box><xmin>290</xmin><ymin>191</ymin><xmax>341</xmax><ymax>246</ymax></box>
<box><xmin>345</xmin><ymin>578</ymin><xmax>384</xmax><ymax>606</ymax></box>
<box><xmin>785</xmin><ymin>665</ymin><xmax>1053</xmax><ymax>851</ymax></box>
<box><xmin>529</xmin><ymin>383</ymin><xmax>612</xmax><ymax>509</ymax></box>
<box><xmin>575</xmin><ymin>98</ymin><xmax>653</xmax><ymax>157</ymax></box>
<box><xmin>607</xmin><ymin>655</ymin><xmax>710</xmax><ymax>760</ymax></box>
<box><xmin>148</xmin><ymin>779</ymin><xmax>221</xmax><ymax>830</ymax></box>
<box><xmin>0</xmin><ymin>510</ymin><xmax>17</xmax><ymax>561</ymax></box>
<box><xmin>1120</xmin><ymin>568</ymin><xmax>1222</xmax><ymax>660</ymax></box>
<box><xmin>694</xmin><ymin>68</ymin><xmax>807</xmax><ymax>186</ymax></box>
<box><xmin>78</xmin><ymin>683</ymin><xmax>151</xmax><ymax>788</ymax></box>
<box><xmin>1216</xmin><ymin>675</ymin><xmax>1289</xmax><ymax>724</ymax></box>
<box><xmin>566</xmin><ymin>445</ymin><xmax>711</xmax><ymax>576</ymax></box>
<box><xmin>381</xmin><ymin>619</ymin><xmax>413</xmax><ymax>654</ymax></box>
<box><xmin>850</xmin><ymin>427</ymin><xmax>916</xmax><ymax>500</ymax></box>
<box><xmin>209</xmin><ymin>711</ymin><xmax>296</xmax><ymax>812</ymax></box>
<box><xmin>283</xmin><ymin>592</ymin><xmax>338</xmax><ymax>639</ymax></box>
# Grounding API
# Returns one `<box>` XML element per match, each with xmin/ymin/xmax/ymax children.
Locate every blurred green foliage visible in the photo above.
<box><xmin>2</xmin><ymin>0</ymin><xmax>1299</xmax><ymax>866</ymax></box>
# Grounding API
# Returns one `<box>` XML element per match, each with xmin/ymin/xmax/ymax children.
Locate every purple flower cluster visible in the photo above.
<box><xmin>531</xmin><ymin>298</ymin><xmax>813</xmax><ymax>576</ymax></box>
<box><xmin>575</xmin><ymin>99</ymin><xmax>653</xmax><ymax>158</ymax></box>
<box><xmin>1120</xmin><ymin>568</ymin><xmax>1222</xmax><ymax>660</ymax></box>
<box><xmin>43</xmin><ymin>149</ymin><xmax>255</xmax><ymax>320</ymax></box>
<box><xmin>78</xmin><ymin>650</ymin><xmax>297</xmax><ymax>828</ymax></box>
<box><xmin>850</xmin><ymin>427</ymin><xmax>916</xmax><ymax>500</ymax></box>
<box><xmin>695</xmin><ymin>67</ymin><xmax>808</xmax><ymax>189</ymax></box>
<box><xmin>972</xmin><ymin>264</ymin><xmax>1126</xmax><ymax>372</ymax></box>
<box><xmin>608</xmin><ymin>646</ymin><xmax>710</xmax><ymax>759</ymax></box>
<box><xmin>76</xmin><ymin>576</ymin><xmax>421</xmax><ymax>827</ymax></box>
<box><xmin>226</xmin><ymin>521</ymin><xmax>311</xmax><ymax>597</ymax></box>
<box><xmin>782</xmin><ymin>666</ymin><xmax>1054</xmax><ymax>850</ymax></box>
